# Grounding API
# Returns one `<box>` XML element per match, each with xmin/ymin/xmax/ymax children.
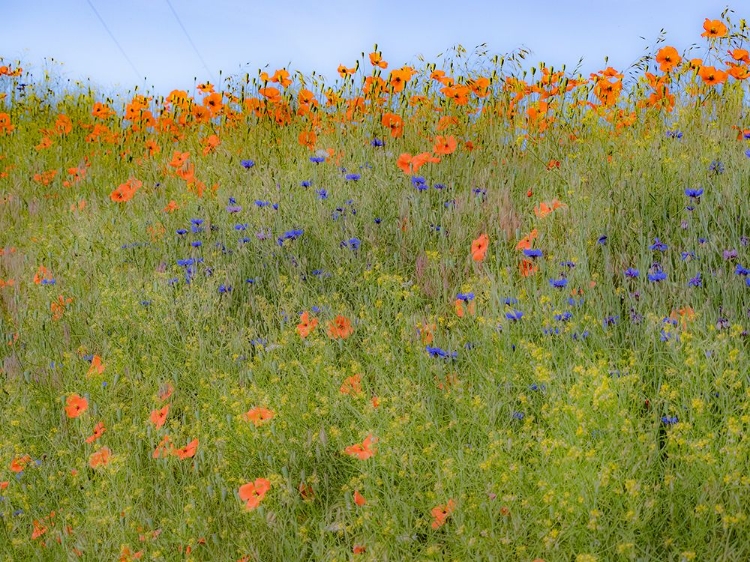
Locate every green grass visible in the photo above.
<box><xmin>1</xmin><ymin>19</ymin><xmax>750</xmax><ymax>562</ymax></box>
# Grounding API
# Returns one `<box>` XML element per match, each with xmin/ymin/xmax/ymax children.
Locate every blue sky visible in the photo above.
<box><xmin>1</xmin><ymin>0</ymin><xmax>742</xmax><ymax>96</ymax></box>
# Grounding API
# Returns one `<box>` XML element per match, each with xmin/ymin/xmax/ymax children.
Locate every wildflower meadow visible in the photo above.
<box><xmin>1</xmin><ymin>11</ymin><xmax>750</xmax><ymax>562</ymax></box>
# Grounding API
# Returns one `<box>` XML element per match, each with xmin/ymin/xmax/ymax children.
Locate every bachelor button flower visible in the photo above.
<box><xmin>191</xmin><ymin>241</ymin><xmax>202</xmax><ymax>247</ymax></box>
<box><xmin>235</xmin><ymin>224</ymin><xmax>248</xmax><ymax>231</ymax></box>
<box><xmin>411</xmin><ymin>176</ymin><xmax>428</xmax><ymax>191</ymax></box>
<box><xmin>456</xmin><ymin>292</ymin><xmax>475</xmax><ymax>302</ymax></box>
<box><xmin>648</xmin><ymin>271</ymin><xmax>667</xmax><ymax>282</ymax></box>
<box><xmin>277</xmin><ymin>229</ymin><xmax>304</xmax><ymax>246</ymax></box>
<box><xmin>371</xmin><ymin>138</ymin><xmax>384</xmax><ymax>147</ymax></box>
<box><xmin>226</xmin><ymin>204</ymin><xmax>242</xmax><ymax>213</ymax></box>
<box><xmin>603</xmin><ymin>315</ymin><xmax>619</xmax><ymax>327</ymax></box>
<box><xmin>661</xmin><ymin>415</ymin><xmax>678</xmax><ymax>425</ymax></box>
<box><xmin>433</xmin><ymin>183</ymin><xmax>446</xmax><ymax>190</ymax></box>
<box><xmin>300</xmin><ymin>180</ymin><xmax>312</xmax><ymax>188</ymax></box>
<box><xmin>426</xmin><ymin>346</ymin><xmax>457</xmax><ymax>359</ymax></box>
<box><xmin>688</xmin><ymin>273</ymin><xmax>702</xmax><ymax>287</ymax></box>
<box><xmin>549</xmin><ymin>278</ymin><xmax>568</xmax><ymax>289</ymax></box>
<box><xmin>597</xmin><ymin>235</ymin><xmax>608</xmax><ymax>245</ymax></box>
<box><xmin>241</xmin><ymin>159</ymin><xmax>255</xmax><ymax>169</ymax></box>
<box><xmin>745</xmin><ymin>148</ymin><xmax>750</xmax><ymax>158</ymax></box>
<box><xmin>505</xmin><ymin>310</ymin><xmax>523</xmax><ymax>321</ymax></box>
<box><xmin>218</xmin><ymin>284</ymin><xmax>232</xmax><ymax>293</ymax></box>
<box><xmin>724</xmin><ymin>249</ymin><xmax>738</xmax><ymax>261</ymax></box>
<box><xmin>523</xmin><ymin>248</ymin><xmax>543</xmax><ymax>259</ymax></box>
<box><xmin>374</xmin><ymin>218</ymin><xmax>381</xmax><ymax>224</ymax></box>
<box><xmin>681</xmin><ymin>251</ymin><xmax>695</xmax><ymax>261</ymax></box>
<box><xmin>735</xmin><ymin>264</ymin><xmax>749</xmax><ymax>276</ymax></box>
<box><xmin>176</xmin><ymin>228</ymin><xmax>187</xmax><ymax>236</ymax></box>
<box><xmin>708</xmin><ymin>160</ymin><xmax>724</xmax><ymax>174</ymax></box>
<box><xmin>685</xmin><ymin>187</ymin><xmax>704</xmax><ymax>199</ymax></box>
<box><xmin>341</xmin><ymin>238</ymin><xmax>361</xmax><ymax>250</ymax></box>
<box><xmin>649</xmin><ymin>238</ymin><xmax>668</xmax><ymax>252</ymax></box>
<box><xmin>555</xmin><ymin>311</ymin><xmax>573</xmax><ymax>322</ymax></box>
<box><xmin>345</xmin><ymin>173</ymin><xmax>361</xmax><ymax>181</ymax></box>
<box><xmin>316</xmin><ymin>189</ymin><xmax>328</xmax><ymax>200</ymax></box>
<box><xmin>310</xmin><ymin>156</ymin><xmax>326</xmax><ymax>163</ymax></box>
<box><xmin>666</xmin><ymin>130</ymin><xmax>683</xmax><ymax>139</ymax></box>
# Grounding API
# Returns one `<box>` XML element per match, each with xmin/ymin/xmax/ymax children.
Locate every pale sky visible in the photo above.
<box><xmin>1</xmin><ymin>0</ymin><xmax>742</xmax><ymax>96</ymax></box>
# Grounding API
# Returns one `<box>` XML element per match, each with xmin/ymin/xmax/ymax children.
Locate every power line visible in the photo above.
<box><xmin>164</xmin><ymin>0</ymin><xmax>217</xmax><ymax>86</ymax></box>
<box><xmin>85</xmin><ymin>0</ymin><xmax>142</xmax><ymax>82</ymax></box>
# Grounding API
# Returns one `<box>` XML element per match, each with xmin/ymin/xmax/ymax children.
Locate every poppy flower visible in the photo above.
<box><xmin>87</xmin><ymin>355</ymin><xmax>105</xmax><ymax>376</ymax></box>
<box><xmin>698</xmin><ymin>66</ymin><xmax>728</xmax><ymax>85</ymax></box>
<box><xmin>88</xmin><ymin>447</ymin><xmax>111</xmax><ymax>469</ymax></box>
<box><xmin>471</xmin><ymin>233</ymin><xmax>489</xmax><ymax>262</ymax></box>
<box><xmin>328</xmin><ymin>315</ymin><xmax>354</xmax><ymax>339</ymax></box>
<box><xmin>243</xmin><ymin>406</ymin><xmax>275</xmax><ymax>426</ymax></box>
<box><xmin>515</xmin><ymin>229</ymin><xmax>539</xmax><ymax>251</ymax></box>
<box><xmin>158</xmin><ymin>382</ymin><xmax>174</xmax><ymax>402</ymax></box>
<box><xmin>381</xmin><ymin>113</ymin><xmax>404</xmax><ymax>138</ymax></box>
<box><xmin>85</xmin><ymin>421</ymin><xmax>106</xmax><ymax>444</ymax></box>
<box><xmin>353</xmin><ymin>545</ymin><xmax>366</xmax><ymax>555</ymax></box>
<box><xmin>655</xmin><ymin>46</ymin><xmax>682</xmax><ymax>72</ymax></box>
<box><xmin>65</xmin><ymin>394</ymin><xmax>88</xmax><ymax>418</ymax></box>
<box><xmin>153</xmin><ymin>435</ymin><xmax>172</xmax><ymax>458</ymax></box>
<box><xmin>369</xmin><ymin>52</ymin><xmax>388</xmax><ymax>69</ymax></box>
<box><xmin>296</xmin><ymin>311</ymin><xmax>319</xmax><ymax>338</ymax></box>
<box><xmin>534</xmin><ymin>199</ymin><xmax>566</xmax><ymax>218</ymax></box>
<box><xmin>344</xmin><ymin>434</ymin><xmax>377</xmax><ymax>460</ymax></box>
<box><xmin>175</xmin><ymin>438</ymin><xmax>199</xmax><ymax>460</ymax></box>
<box><xmin>239</xmin><ymin>477</ymin><xmax>271</xmax><ymax>510</ymax></box>
<box><xmin>150</xmin><ymin>405</ymin><xmax>170</xmax><ymax>429</ymax></box>
<box><xmin>701</xmin><ymin>18</ymin><xmax>728</xmax><ymax>38</ymax></box>
<box><xmin>339</xmin><ymin>374</ymin><xmax>362</xmax><ymax>396</ymax></box>
<box><xmin>431</xmin><ymin>499</ymin><xmax>456</xmax><ymax>529</ymax></box>
<box><xmin>519</xmin><ymin>259</ymin><xmax>538</xmax><ymax>277</ymax></box>
<box><xmin>433</xmin><ymin>135</ymin><xmax>458</xmax><ymax>155</ymax></box>
<box><xmin>10</xmin><ymin>455</ymin><xmax>32</xmax><ymax>473</ymax></box>
<box><xmin>353</xmin><ymin>490</ymin><xmax>367</xmax><ymax>506</ymax></box>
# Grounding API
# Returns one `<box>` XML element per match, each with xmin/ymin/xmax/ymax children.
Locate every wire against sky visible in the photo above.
<box><xmin>84</xmin><ymin>0</ymin><xmax>142</xmax><ymax>81</ymax></box>
<box><xmin>164</xmin><ymin>0</ymin><xmax>217</xmax><ymax>85</ymax></box>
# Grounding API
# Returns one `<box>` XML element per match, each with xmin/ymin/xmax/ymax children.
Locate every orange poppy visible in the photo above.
<box><xmin>51</xmin><ymin>294</ymin><xmax>73</xmax><ymax>321</ymax></box>
<box><xmin>519</xmin><ymin>259</ymin><xmax>538</xmax><ymax>277</ymax></box>
<box><xmin>239</xmin><ymin>477</ymin><xmax>271</xmax><ymax>510</ymax></box>
<box><xmin>471</xmin><ymin>233</ymin><xmax>489</xmax><ymax>262</ymax></box>
<box><xmin>55</xmin><ymin>114</ymin><xmax>73</xmax><ymax>135</ymax></box>
<box><xmin>515</xmin><ymin>229</ymin><xmax>538</xmax><ymax>251</ymax></box>
<box><xmin>243</xmin><ymin>406</ymin><xmax>275</xmax><ymax>426</ymax></box>
<box><xmin>701</xmin><ymin>18</ymin><xmax>728</xmax><ymax>38</ymax></box>
<box><xmin>201</xmin><ymin>134</ymin><xmax>220</xmax><ymax>155</ymax></box>
<box><xmin>298</xmin><ymin>130</ymin><xmax>317</xmax><ymax>150</ymax></box>
<box><xmin>455</xmin><ymin>299</ymin><xmax>476</xmax><ymax>318</ymax></box>
<box><xmin>433</xmin><ymin>135</ymin><xmax>458</xmax><ymax>155</ymax></box>
<box><xmin>389</xmin><ymin>67</ymin><xmax>414</xmax><ymax>92</ymax></box>
<box><xmin>655</xmin><ymin>46</ymin><xmax>681</xmax><ymax>72</ymax></box>
<box><xmin>10</xmin><ymin>454</ymin><xmax>32</xmax><ymax>473</ymax></box>
<box><xmin>153</xmin><ymin>435</ymin><xmax>172</xmax><ymax>459</ymax></box>
<box><xmin>381</xmin><ymin>112</ymin><xmax>404</xmax><ymax>138</ymax></box>
<box><xmin>65</xmin><ymin>393</ymin><xmax>88</xmax><ymax>418</ymax></box>
<box><xmin>150</xmin><ymin>405</ymin><xmax>170</xmax><ymax>429</ymax></box>
<box><xmin>328</xmin><ymin>315</ymin><xmax>354</xmax><ymax>339</ymax></box>
<box><xmin>698</xmin><ymin>66</ymin><xmax>728</xmax><ymax>85</ymax></box>
<box><xmin>369</xmin><ymin>52</ymin><xmax>388</xmax><ymax>69</ymax></box>
<box><xmin>296</xmin><ymin>311</ymin><xmax>319</xmax><ymax>338</ymax></box>
<box><xmin>534</xmin><ymin>199</ymin><xmax>565</xmax><ymax>218</ymax></box>
<box><xmin>86</xmin><ymin>421</ymin><xmax>106</xmax><ymax>444</ymax></box>
<box><xmin>353</xmin><ymin>490</ymin><xmax>367</xmax><ymax>506</ymax></box>
<box><xmin>337</xmin><ymin>64</ymin><xmax>356</xmax><ymax>77</ymax></box>
<box><xmin>33</xmin><ymin>265</ymin><xmax>53</xmax><ymax>285</ymax></box>
<box><xmin>344</xmin><ymin>434</ymin><xmax>377</xmax><ymax>460</ymax></box>
<box><xmin>88</xmin><ymin>446</ymin><xmax>111</xmax><ymax>469</ymax></box>
<box><xmin>175</xmin><ymin>438</ymin><xmax>199</xmax><ymax>460</ymax></box>
<box><xmin>729</xmin><ymin>48</ymin><xmax>750</xmax><ymax>64</ymax></box>
<box><xmin>353</xmin><ymin>545</ymin><xmax>366</xmax><ymax>555</ymax></box>
<box><xmin>339</xmin><ymin>374</ymin><xmax>362</xmax><ymax>396</ymax></box>
<box><xmin>431</xmin><ymin>499</ymin><xmax>456</xmax><ymax>529</ymax></box>
<box><xmin>87</xmin><ymin>355</ymin><xmax>105</xmax><ymax>376</ymax></box>
<box><xmin>158</xmin><ymin>382</ymin><xmax>174</xmax><ymax>402</ymax></box>
<box><xmin>35</xmin><ymin>136</ymin><xmax>53</xmax><ymax>151</ymax></box>
<box><xmin>163</xmin><ymin>200</ymin><xmax>179</xmax><ymax>213</ymax></box>
<box><xmin>727</xmin><ymin>64</ymin><xmax>750</xmax><ymax>80</ymax></box>
<box><xmin>0</xmin><ymin>113</ymin><xmax>15</xmax><ymax>134</ymax></box>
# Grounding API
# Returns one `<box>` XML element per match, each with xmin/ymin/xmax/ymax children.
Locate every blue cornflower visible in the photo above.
<box><xmin>681</xmin><ymin>251</ymin><xmax>695</xmax><ymax>261</ymax></box>
<box><xmin>191</xmin><ymin>219</ymin><xmax>203</xmax><ymax>226</ymax></box>
<box><xmin>316</xmin><ymin>189</ymin><xmax>328</xmax><ymax>200</ymax></box>
<box><xmin>241</xmin><ymin>159</ymin><xmax>255</xmax><ymax>169</ymax></box>
<box><xmin>666</xmin><ymin>130</ymin><xmax>683</xmax><ymax>139</ymax></box>
<box><xmin>709</xmin><ymin>160</ymin><xmax>724</xmax><ymax>174</ymax></box>
<box><xmin>277</xmin><ymin>229</ymin><xmax>304</xmax><ymax>246</ymax></box>
<box><xmin>560</xmin><ymin>261</ymin><xmax>576</xmax><ymax>268</ymax></box>
<box><xmin>412</xmin><ymin>176</ymin><xmax>429</xmax><ymax>191</ymax></box>
<box><xmin>685</xmin><ymin>188</ymin><xmax>704</xmax><ymax>199</ymax></box>
<box><xmin>176</xmin><ymin>229</ymin><xmax>187</xmax><ymax>236</ymax></box>
<box><xmin>472</xmin><ymin>187</ymin><xmax>487</xmax><ymax>197</ymax></box>
<box><xmin>597</xmin><ymin>235</ymin><xmax>608</xmax><ymax>245</ymax></box>
<box><xmin>191</xmin><ymin>241</ymin><xmax>202</xmax><ymax>248</ymax></box>
<box><xmin>456</xmin><ymin>292</ymin><xmax>475</xmax><ymax>302</ymax></box>
<box><xmin>226</xmin><ymin>204</ymin><xmax>242</xmax><ymax>213</ymax></box>
<box><xmin>426</xmin><ymin>345</ymin><xmax>457</xmax><ymax>359</ymax></box>
<box><xmin>177</xmin><ymin>258</ymin><xmax>199</xmax><ymax>267</ymax></box>
<box><xmin>341</xmin><ymin>238</ymin><xmax>361</xmax><ymax>250</ymax></box>
<box><xmin>40</xmin><ymin>278</ymin><xmax>56</xmax><ymax>285</ymax></box>
<box><xmin>512</xmin><ymin>412</ymin><xmax>525</xmax><ymax>420</ymax></box>
<box><xmin>506</xmin><ymin>310</ymin><xmax>523</xmax><ymax>321</ymax></box>
<box><xmin>688</xmin><ymin>273</ymin><xmax>702</xmax><ymax>287</ymax></box>
<box><xmin>371</xmin><ymin>138</ymin><xmax>385</xmax><ymax>147</ymax></box>
<box><xmin>374</xmin><ymin>218</ymin><xmax>381</xmax><ymax>224</ymax></box>
<box><xmin>503</xmin><ymin>297</ymin><xmax>518</xmax><ymax>305</ymax></box>
<box><xmin>745</xmin><ymin>148</ymin><xmax>750</xmax><ymax>158</ymax></box>
<box><xmin>523</xmin><ymin>248</ymin><xmax>543</xmax><ymax>258</ymax></box>
<box><xmin>649</xmin><ymin>238</ymin><xmax>668</xmax><ymax>252</ymax></box>
<box><xmin>300</xmin><ymin>180</ymin><xmax>312</xmax><ymax>188</ymax></box>
<box><xmin>603</xmin><ymin>315</ymin><xmax>619</xmax><ymax>327</ymax></box>
<box><xmin>235</xmin><ymin>224</ymin><xmax>248</xmax><ymax>231</ymax></box>
<box><xmin>218</xmin><ymin>285</ymin><xmax>232</xmax><ymax>293</ymax></box>
<box><xmin>735</xmin><ymin>264</ymin><xmax>749</xmax><ymax>276</ymax></box>
<box><xmin>310</xmin><ymin>156</ymin><xmax>326</xmax><ymax>163</ymax></box>
<box><xmin>345</xmin><ymin>173</ymin><xmax>361</xmax><ymax>181</ymax></box>
<box><xmin>255</xmin><ymin>200</ymin><xmax>271</xmax><ymax>208</ymax></box>
<box><xmin>433</xmin><ymin>183</ymin><xmax>446</xmax><ymax>190</ymax></box>
<box><xmin>555</xmin><ymin>311</ymin><xmax>573</xmax><ymax>321</ymax></box>
<box><xmin>648</xmin><ymin>271</ymin><xmax>667</xmax><ymax>282</ymax></box>
<box><xmin>661</xmin><ymin>415</ymin><xmax>678</xmax><ymax>425</ymax></box>
<box><xmin>549</xmin><ymin>278</ymin><xmax>568</xmax><ymax>289</ymax></box>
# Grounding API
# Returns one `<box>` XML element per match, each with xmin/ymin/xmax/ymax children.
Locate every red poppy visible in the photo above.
<box><xmin>65</xmin><ymin>394</ymin><xmax>88</xmax><ymax>418</ymax></box>
<box><xmin>353</xmin><ymin>490</ymin><xmax>367</xmax><ymax>506</ymax></box>
<box><xmin>243</xmin><ymin>406</ymin><xmax>275</xmax><ymax>426</ymax></box>
<box><xmin>471</xmin><ymin>233</ymin><xmax>489</xmax><ymax>262</ymax></box>
<box><xmin>515</xmin><ymin>229</ymin><xmax>539</xmax><ymax>251</ymax></box>
<box><xmin>433</xmin><ymin>135</ymin><xmax>458</xmax><ymax>155</ymax></box>
<box><xmin>382</xmin><ymin>113</ymin><xmax>404</xmax><ymax>138</ymax></box>
<box><xmin>239</xmin><ymin>477</ymin><xmax>271</xmax><ymax>510</ymax></box>
<box><xmin>10</xmin><ymin>455</ymin><xmax>32</xmax><ymax>473</ymax></box>
<box><xmin>344</xmin><ymin>434</ymin><xmax>377</xmax><ymax>460</ymax></box>
<box><xmin>339</xmin><ymin>374</ymin><xmax>362</xmax><ymax>396</ymax></box>
<box><xmin>87</xmin><ymin>355</ymin><xmax>105</xmax><ymax>376</ymax></box>
<box><xmin>655</xmin><ymin>46</ymin><xmax>682</xmax><ymax>72</ymax></box>
<box><xmin>150</xmin><ymin>405</ymin><xmax>169</xmax><ymax>429</ymax></box>
<box><xmin>296</xmin><ymin>311</ymin><xmax>319</xmax><ymax>338</ymax></box>
<box><xmin>86</xmin><ymin>421</ymin><xmax>106</xmax><ymax>444</ymax></box>
<box><xmin>328</xmin><ymin>315</ymin><xmax>354</xmax><ymax>339</ymax></box>
<box><xmin>88</xmin><ymin>446</ymin><xmax>111</xmax><ymax>469</ymax></box>
<box><xmin>698</xmin><ymin>66</ymin><xmax>728</xmax><ymax>85</ymax></box>
<box><xmin>175</xmin><ymin>438</ymin><xmax>199</xmax><ymax>460</ymax></box>
<box><xmin>431</xmin><ymin>499</ymin><xmax>456</xmax><ymax>529</ymax></box>
<box><xmin>701</xmin><ymin>18</ymin><xmax>728</xmax><ymax>38</ymax></box>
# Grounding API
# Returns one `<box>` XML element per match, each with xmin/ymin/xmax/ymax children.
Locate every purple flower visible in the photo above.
<box><xmin>241</xmin><ymin>159</ymin><xmax>255</xmax><ymax>169</ymax></box>
<box><xmin>649</xmin><ymin>238</ymin><xmax>668</xmax><ymax>252</ymax></box>
<box><xmin>300</xmin><ymin>180</ymin><xmax>312</xmax><ymax>188</ymax></box>
<box><xmin>624</xmin><ymin>268</ymin><xmax>640</xmax><ymax>278</ymax></box>
<box><xmin>456</xmin><ymin>292</ymin><xmax>475</xmax><ymax>302</ymax></box>
<box><xmin>277</xmin><ymin>229</ymin><xmax>304</xmax><ymax>245</ymax></box>
<box><xmin>523</xmin><ymin>249</ymin><xmax>543</xmax><ymax>259</ymax></box>
<box><xmin>688</xmin><ymin>273</ymin><xmax>702</xmax><ymax>287</ymax></box>
<box><xmin>724</xmin><ymin>249</ymin><xmax>738</xmax><ymax>261</ymax></box>
<box><xmin>371</xmin><ymin>138</ymin><xmax>384</xmax><ymax>147</ymax></box>
<box><xmin>426</xmin><ymin>346</ymin><xmax>457</xmax><ymax>359</ymax></box>
<box><xmin>316</xmin><ymin>189</ymin><xmax>328</xmax><ymax>200</ymax></box>
<box><xmin>685</xmin><ymin>188</ymin><xmax>704</xmax><ymax>199</ymax></box>
<box><xmin>345</xmin><ymin>173</ymin><xmax>361</xmax><ymax>181</ymax></box>
<box><xmin>648</xmin><ymin>271</ymin><xmax>667</xmax><ymax>282</ymax></box>
<box><xmin>549</xmin><ymin>278</ymin><xmax>568</xmax><ymax>289</ymax></box>
<box><xmin>505</xmin><ymin>310</ymin><xmax>523</xmax><ymax>321</ymax></box>
<box><xmin>310</xmin><ymin>156</ymin><xmax>326</xmax><ymax>163</ymax></box>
